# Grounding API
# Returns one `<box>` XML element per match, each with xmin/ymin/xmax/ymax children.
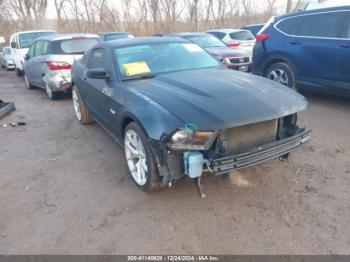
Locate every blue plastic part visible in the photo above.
<box><xmin>184</xmin><ymin>151</ymin><xmax>204</xmax><ymax>178</ymax></box>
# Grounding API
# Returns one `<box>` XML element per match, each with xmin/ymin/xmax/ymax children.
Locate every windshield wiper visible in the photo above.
<box><xmin>122</xmin><ymin>73</ymin><xmax>158</xmax><ymax>81</ymax></box>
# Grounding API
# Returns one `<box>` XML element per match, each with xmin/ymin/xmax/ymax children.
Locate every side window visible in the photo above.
<box><xmin>28</xmin><ymin>43</ymin><xmax>36</xmax><ymax>58</ymax></box>
<box><xmin>339</xmin><ymin>11</ymin><xmax>350</xmax><ymax>39</ymax></box>
<box><xmin>87</xmin><ymin>48</ymin><xmax>108</xmax><ymax>70</ymax></box>
<box><xmin>298</xmin><ymin>12</ymin><xmax>341</xmax><ymax>38</ymax></box>
<box><xmin>276</xmin><ymin>16</ymin><xmax>303</xmax><ymax>35</ymax></box>
<box><xmin>34</xmin><ymin>41</ymin><xmax>43</xmax><ymax>56</ymax></box>
<box><xmin>42</xmin><ymin>41</ymin><xmax>49</xmax><ymax>55</ymax></box>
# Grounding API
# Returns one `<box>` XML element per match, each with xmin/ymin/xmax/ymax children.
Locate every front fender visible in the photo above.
<box><xmin>119</xmin><ymin>87</ymin><xmax>183</xmax><ymax>141</ymax></box>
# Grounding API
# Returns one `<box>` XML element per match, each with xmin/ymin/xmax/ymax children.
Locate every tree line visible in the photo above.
<box><xmin>0</xmin><ymin>0</ymin><xmax>304</xmax><ymax>42</ymax></box>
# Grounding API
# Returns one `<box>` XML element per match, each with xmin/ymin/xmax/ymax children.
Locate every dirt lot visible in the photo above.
<box><xmin>0</xmin><ymin>67</ymin><xmax>350</xmax><ymax>255</ymax></box>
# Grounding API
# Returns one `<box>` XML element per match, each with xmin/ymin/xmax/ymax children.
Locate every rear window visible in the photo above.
<box><xmin>55</xmin><ymin>38</ymin><xmax>99</xmax><ymax>54</ymax></box>
<box><xmin>19</xmin><ymin>32</ymin><xmax>56</xmax><ymax>48</ymax></box>
<box><xmin>229</xmin><ymin>31</ymin><xmax>255</xmax><ymax>41</ymax></box>
<box><xmin>276</xmin><ymin>16</ymin><xmax>303</xmax><ymax>35</ymax></box>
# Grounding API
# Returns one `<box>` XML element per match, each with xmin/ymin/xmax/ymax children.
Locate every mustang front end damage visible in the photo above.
<box><xmin>208</xmin><ymin>129</ymin><xmax>310</xmax><ymax>175</ymax></box>
<box><xmin>154</xmin><ymin>115</ymin><xmax>311</xmax><ymax>197</ymax></box>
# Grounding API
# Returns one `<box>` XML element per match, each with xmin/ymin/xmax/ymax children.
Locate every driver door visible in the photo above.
<box><xmin>83</xmin><ymin>48</ymin><xmax>113</xmax><ymax>129</ymax></box>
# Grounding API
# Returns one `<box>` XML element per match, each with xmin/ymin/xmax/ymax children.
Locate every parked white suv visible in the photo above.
<box><xmin>10</xmin><ymin>30</ymin><xmax>56</xmax><ymax>76</ymax></box>
<box><xmin>206</xmin><ymin>29</ymin><xmax>256</xmax><ymax>57</ymax></box>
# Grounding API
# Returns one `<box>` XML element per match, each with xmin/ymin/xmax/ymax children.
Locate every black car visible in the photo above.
<box><xmin>71</xmin><ymin>37</ymin><xmax>310</xmax><ymax>193</ymax></box>
<box><xmin>165</xmin><ymin>32</ymin><xmax>252</xmax><ymax>72</ymax></box>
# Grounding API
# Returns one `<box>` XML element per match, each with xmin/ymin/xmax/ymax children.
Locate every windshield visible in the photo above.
<box><xmin>230</xmin><ymin>31</ymin><xmax>255</xmax><ymax>41</ymax></box>
<box><xmin>59</xmin><ymin>38</ymin><xmax>100</xmax><ymax>54</ymax></box>
<box><xmin>186</xmin><ymin>35</ymin><xmax>226</xmax><ymax>48</ymax></box>
<box><xmin>115</xmin><ymin>43</ymin><xmax>220</xmax><ymax>78</ymax></box>
<box><xmin>106</xmin><ymin>33</ymin><xmax>133</xmax><ymax>41</ymax></box>
<box><xmin>19</xmin><ymin>32</ymin><xmax>56</xmax><ymax>48</ymax></box>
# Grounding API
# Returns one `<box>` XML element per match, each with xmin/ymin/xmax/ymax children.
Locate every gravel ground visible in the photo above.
<box><xmin>0</xmin><ymin>68</ymin><xmax>350</xmax><ymax>255</ymax></box>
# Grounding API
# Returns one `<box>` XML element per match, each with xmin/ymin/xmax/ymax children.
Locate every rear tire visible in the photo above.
<box><xmin>124</xmin><ymin>122</ymin><xmax>161</xmax><ymax>192</ymax></box>
<box><xmin>24</xmin><ymin>74</ymin><xmax>35</xmax><ymax>89</ymax></box>
<box><xmin>46</xmin><ymin>84</ymin><xmax>60</xmax><ymax>100</ymax></box>
<box><xmin>72</xmin><ymin>85</ymin><xmax>94</xmax><ymax>124</ymax></box>
<box><xmin>265</xmin><ymin>62</ymin><xmax>296</xmax><ymax>90</ymax></box>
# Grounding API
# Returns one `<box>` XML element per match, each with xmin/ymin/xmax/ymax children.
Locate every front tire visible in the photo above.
<box><xmin>124</xmin><ymin>122</ymin><xmax>160</xmax><ymax>192</ymax></box>
<box><xmin>16</xmin><ymin>67</ymin><xmax>24</xmax><ymax>76</ymax></box>
<box><xmin>265</xmin><ymin>62</ymin><xmax>296</xmax><ymax>90</ymax></box>
<box><xmin>72</xmin><ymin>85</ymin><xmax>94</xmax><ymax>124</ymax></box>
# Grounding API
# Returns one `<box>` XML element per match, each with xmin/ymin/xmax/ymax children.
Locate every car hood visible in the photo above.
<box><xmin>126</xmin><ymin>68</ymin><xmax>308</xmax><ymax>130</ymax></box>
<box><xmin>205</xmin><ymin>47</ymin><xmax>249</xmax><ymax>58</ymax></box>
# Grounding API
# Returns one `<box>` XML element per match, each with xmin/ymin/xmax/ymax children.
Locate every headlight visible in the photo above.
<box><xmin>168</xmin><ymin>129</ymin><xmax>218</xmax><ymax>150</ymax></box>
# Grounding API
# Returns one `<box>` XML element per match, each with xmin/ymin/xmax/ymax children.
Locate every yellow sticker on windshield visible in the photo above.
<box><xmin>122</xmin><ymin>61</ymin><xmax>151</xmax><ymax>76</ymax></box>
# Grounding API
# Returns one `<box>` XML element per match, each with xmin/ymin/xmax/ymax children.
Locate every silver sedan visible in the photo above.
<box><xmin>0</xmin><ymin>46</ymin><xmax>15</xmax><ymax>70</ymax></box>
<box><xmin>23</xmin><ymin>34</ymin><xmax>100</xmax><ymax>100</ymax></box>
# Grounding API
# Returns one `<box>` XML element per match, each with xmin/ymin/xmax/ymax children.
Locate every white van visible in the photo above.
<box><xmin>10</xmin><ymin>30</ymin><xmax>57</xmax><ymax>76</ymax></box>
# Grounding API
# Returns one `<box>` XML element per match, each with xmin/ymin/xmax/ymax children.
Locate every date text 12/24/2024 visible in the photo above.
<box><xmin>127</xmin><ymin>256</ymin><xmax>219</xmax><ymax>261</ymax></box>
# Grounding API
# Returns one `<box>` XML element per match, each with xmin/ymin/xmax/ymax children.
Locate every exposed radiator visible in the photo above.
<box><xmin>221</xmin><ymin>119</ymin><xmax>278</xmax><ymax>154</ymax></box>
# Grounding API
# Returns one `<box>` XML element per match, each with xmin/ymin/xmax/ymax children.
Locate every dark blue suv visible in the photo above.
<box><xmin>253</xmin><ymin>6</ymin><xmax>350</xmax><ymax>97</ymax></box>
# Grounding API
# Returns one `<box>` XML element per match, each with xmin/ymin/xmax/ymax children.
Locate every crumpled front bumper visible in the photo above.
<box><xmin>209</xmin><ymin>129</ymin><xmax>311</xmax><ymax>175</ymax></box>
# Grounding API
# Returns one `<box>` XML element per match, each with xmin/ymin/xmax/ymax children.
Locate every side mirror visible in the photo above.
<box><xmin>86</xmin><ymin>68</ymin><xmax>109</xmax><ymax>79</ymax></box>
<box><xmin>10</xmin><ymin>42</ymin><xmax>16</xmax><ymax>49</ymax></box>
<box><xmin>25</xmin><ymin>54</ymin><xmax>30</xmax><ymax>61</ymax></box>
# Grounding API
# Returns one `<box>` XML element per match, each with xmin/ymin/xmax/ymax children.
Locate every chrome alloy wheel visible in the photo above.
<box><xmin>125</xmin><ymin>129</ymin><xmax>148</xmax><ymax>186</ymax></box>
<box><xmin>267</xmin><ymin>69</ymin><xmax>289</xmax><ymax>86</ymax></box>
<box><xmin>72</xmin><ymin>89</ymin><xmax>82</xmax><ymax>121</ymax></box>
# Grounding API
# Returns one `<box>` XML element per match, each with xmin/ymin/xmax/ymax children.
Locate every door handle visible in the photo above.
<box><xmin>339</xmin><ymin>44</ymin><xmax>350</xmax><ymax>48</ymax></box>
<box><xmin>81</xmin><ymin>76</ymin><xmax>87</xmax><ymax>81</ymax></box>
<box><xmin>289</xmin><ymin>41</ymin><xmax>301</xmax><ymax>45</ymax></box>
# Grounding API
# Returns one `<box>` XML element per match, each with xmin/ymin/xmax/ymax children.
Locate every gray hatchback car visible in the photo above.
<box><xmin>23</xmin><ymin>34</ymin><xmax>100</xmax><ymax>99</ymax></box>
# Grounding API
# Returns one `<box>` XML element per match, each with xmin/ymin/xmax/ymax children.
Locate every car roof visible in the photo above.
<box><xmin>36</xmin><ymin>33</ymin><xmax>100</xmax><ymax>41</ymax></box>
<box><xmin>276</xmin><ymin>5</ymin><xmax>350</xmax><ymax>21</ymax></box>
<box><xmin>11</xmin><ymin>30</ymin><xmax>56</xmax><ymax>36</ymax></box>
<box><xmin>98</xmin><ymin>36</ymin><xmax>190</xmax><ymax>49</ymax></box>
<box><xmin>100</xmin><ymin>32</ymin><xmax>131</xmax><ymax>36</ymax></box>
<box><xmin>206</xmin><ymin>29</ymin><xmax>247</xmax><ymax>33</ymax></box>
